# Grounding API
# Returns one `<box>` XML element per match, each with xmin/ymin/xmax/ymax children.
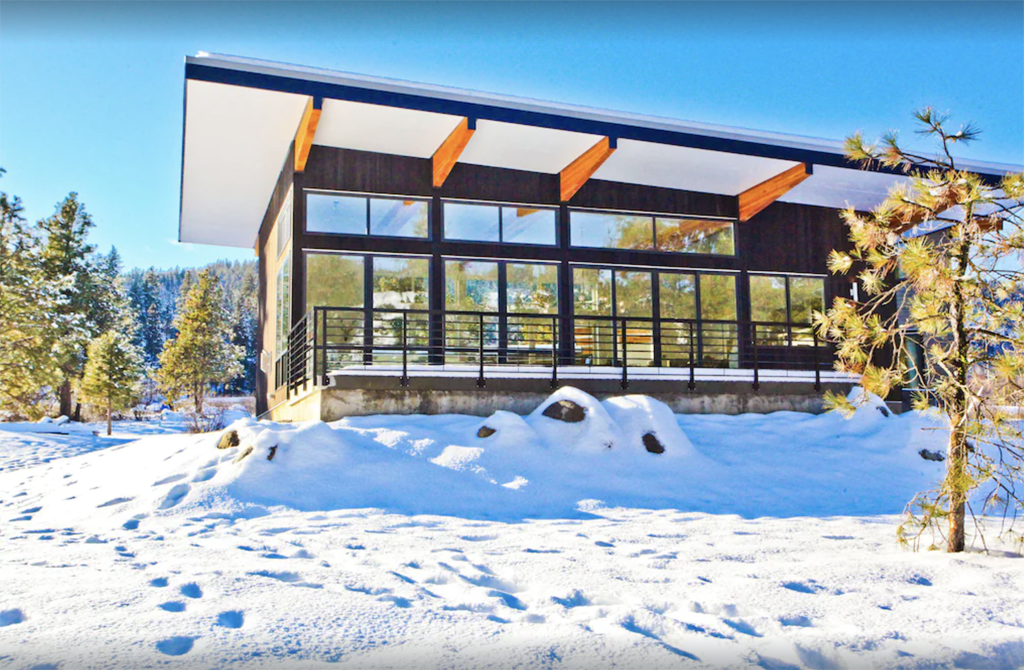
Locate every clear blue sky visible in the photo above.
<box><xmin>2</xmin><ymin>1</ymin><xmax>1021</xmax><ymax>270</ymax></box>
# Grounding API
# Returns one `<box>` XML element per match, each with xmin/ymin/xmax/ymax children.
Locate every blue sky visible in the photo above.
<box><xmin>2</xmin><ymin>1</ymin><xmax>1021</xmax><ymax>270</ymax></box>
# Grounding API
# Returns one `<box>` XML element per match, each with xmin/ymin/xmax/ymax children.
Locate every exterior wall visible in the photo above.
<box><xmin>255</xmin><ymin>145</ymin><xmax>296</xmax><ymax>416</ymax></box>
<box><xmin>266</xmin><ymin>377</ymin><xmax>855</xmax><ymax>422</ymax></box>
<box><xmin>258</xmin><ymin>144</ymin><xmax>860</xmax><ymax>417</ymax></box>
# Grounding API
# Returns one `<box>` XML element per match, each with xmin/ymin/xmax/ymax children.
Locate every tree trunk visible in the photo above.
<box><xmin>73</xmin><ymin>402</ymin><xmax>82</xmax><ymax>423</ymax></box>
<box><xmin>58</xmin><ymin>380</ymin><xmax>72</xmax><ymax>418</ymax></box>
<box><xmin>947</xmin><ymin>428</ymin><xmax>968</xmax><ymax>552</ymax></box>
<box><xmin>106</xmin><ymin>397</ymin><xmax>112</xmax><ymax>436</ymax></box>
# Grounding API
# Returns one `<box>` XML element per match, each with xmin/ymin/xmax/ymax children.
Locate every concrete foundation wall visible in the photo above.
<box><xmin>265</xmin><ymin>375</ymin><xmax>856</xmax><ymax>421</ymax></box>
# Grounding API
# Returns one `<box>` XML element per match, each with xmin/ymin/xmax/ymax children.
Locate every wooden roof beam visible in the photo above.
<box><xmin>737</xmin><ymin>163</ymin><xmax>812</xmax><ymax>222</ymax></box>
<box><xmin>433</xmin><ymin>118</ymin><xmax>476</xmax><ymax>188</ymax></box>
<box><xmin>560</xmin><ymin>137</ymin><xmax>616</xmax><ymax>202</ymax></box>
<box><xmin>294</xmin><ymin>96</ymin><xmax>323</xmax><ymax>173</ymax></box>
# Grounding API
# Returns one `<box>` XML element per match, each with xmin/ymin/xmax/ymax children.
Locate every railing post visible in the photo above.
<box><xmin>477</xmin><ymin>312</ymin><xmax>486</xmax><ymax>388</ymax></box>
<box><xmin>621</xmin><ymin>318</ymin><xmax>629</xmax><ymax>390</ymax></box>
<box><xmin>401</xmin><ymin>315</ymin><xmax>409</xmax><ymax>387</ymax></box>
<box><xmin>813</xmin><ymin>328</ymin><xmax>821</xmax><ymax>392</ymax></box>
<box><xmin>751</xmin><ymin>323</ymin><xmax>760</xmax><ymax>391</ymax></box>
<box><xmin>550</xmin><ymin>315</ymin><xmax>558</xmax><ymax>389</ymax></box>
<box><xmin>312</xmin><ymin>308</ymin><xmax>319</xmax><ymax>388</ymax></box>
<box><xmin>688</xmin><ymin>320</ymin><xmax>696</xmax><ymax>391</ymax></box>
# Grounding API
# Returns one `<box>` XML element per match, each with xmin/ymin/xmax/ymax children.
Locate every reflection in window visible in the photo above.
<box><xmin>507</xmin><ymin>263</ymin><xmax>558</xmax><ymax>314</ymax></box>
<box><xmin>570</xmin><ymin>212</ymin><xmax>653</xmax><ymax>250</ymax></box>
<box><xmin>369</xmin><ymin>199</ymin><xmax>428</xmax><ymax>238</ymax></box>
<box><xmin>750</xmin><ymin>274</ymin><xmax>788</xmax><ymax>345</ymax></box>
<box><xmin>615</xmin><ymin>271</ymin><xmax>653</xmax><ymax>317</ymax></box>
<box><xmin>372</xmin><ymin>257</ymin><xmax>429</xmax><ymax>310</ymax></box>
<box><xmin>276</xmin><ymin>188</ymin><xmax>293</xmax><ymax>258</ymax></box>
<box><xmin>305</xmin><ymin>254</ymin><xmax>364</xmax><ymax>309</ymax></box>
<box><xmin>306</xmin><ymin>192</ymin><xmax>428</xmax><ymax>238</ymax></box>
<box><xmin>501</xmin><ymin>207</ymin><xmax>556</xmax><ymax>245</ymax></box>
<box><xmin>573</xmin><ymin>267</ymin><xmax>612</xmax><ymax>316</ymax></box>
<box><xmin>659</xmin><ymin>273</ymin><xmax>697</xmax><ymax>320</ymax></box>
<box><xmin>443</xmin><ymin>203</ymin><xmax>500</xmax><ymax>242</ymax></box>
<box><xmin>656</xmin><ymin>217</ymin><xmax>734</xmax><ymax>255</ymax></box>
<box><xmin>445</xmin><ymin>260</ymin><xmax>499</xmax><ymax>312</ymax></box>
<box><xmin>275</xmin><ymin>251</ymin><xmax>291</xmax><ymax>358</ymax></box>
<box><xmin>750</xmin><ymin>274</ymin><xmax>825</xmax><ymax>346</ymax></box>
<box><xmin>306</xmin><ymin>193</ymin><xmax>366</xmax><ymax>235</ymax></box>
<box><xmin>698</xmin><ymin>273</ymin><xmax>738</xmax><ymax>368</ymax></box>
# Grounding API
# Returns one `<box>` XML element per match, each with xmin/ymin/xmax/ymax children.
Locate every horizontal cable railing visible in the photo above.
<box><xmin>275</xmin><ymin>306</ymin><xmax>835</xmax><ymax>397</ymax></box>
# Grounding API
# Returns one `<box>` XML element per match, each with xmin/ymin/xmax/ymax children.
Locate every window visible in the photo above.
<box><xmin>749</xmin><ymin>274</ymin><xmax>825</xmax><ymax>346</ymax></box>
<box><xmin>570</xmin><ymin>212</ymin><xmax>653</xmax><ymax>251</ymax></box>
<box><xmin>275</xmin><ymin>188</ymin><xmax>293</xmax><ymax>258</ymax></box>
<box><xmin>697</xmin><ymin>273</ymin><xmax>738</xmax><ymax>367</ymax></box>
<box><xmin>306</xmin><ymin>192</ymin><xmax>429</xmax><ymax>238</ymax></box>
<box><xmin>570</xmin><ymin>209</ymin><xmax>735</xmax><ymax>256</ymax></box>
<box><xmin>275</xmin><ymin>251</ymin><xmax>291</xmax><ymax>358</ymax></box>
<box><xmin>572</xmin><ymin>267</ymin><xmax>654</xmax><ymax>366</ymax></box>
<box><xmin>305</xmin><ymin>253</ymin><xmax>365</xmax><ymax>309</ymax></box>
<box><xmin>659</xmin><ymin>273</ymin><xmax>696</xmax><ymax>320</ymax></box>
<box><xmin>443</xmin><ymin>201</ymin><xmax>555</xmax><ymax>245</ymax></box>
<box><xmin>372</xmin><ymin>257</ymin><xmax>429</xmax><ymax>311</ymax></box>
<box><xmin>655</xmin><ymin>217</ymin><xmax>734</xmax><ymax>255</ymax></box>
<box><xmin>445</xmin><ymin>260</ymin><xmax>499</xmax><ymax>312</ymax></box>
<box><xmin>507</xmin><ymin>263</ymin><xmax>558</xmax><ymax>314</ymax></box>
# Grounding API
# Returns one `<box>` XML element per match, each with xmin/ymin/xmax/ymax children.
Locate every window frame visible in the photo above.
<box><xmin>441</xmin><ymin>199</ymin><xmax>559</xmax><ymax>247</ymax></box>
<box><xmin>304</xmin><ymin>189</ymin><xmax>432</xmax><ymax>240</ymax></box>
<box><xmin>568</xmin><ymin>207</ymin><xmax>737</xmax><ymax>257</ymax></box>
<box><xmin>748</xmin><ymin>272</ymin><xmax>827</xmax><ymax>347</ymax></box>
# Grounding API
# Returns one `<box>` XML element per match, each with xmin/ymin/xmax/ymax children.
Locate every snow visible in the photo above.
<box><xmin>1</xmin><ymin>388</ymin><xmax>1022</xmax><ymax>669</ymax></box>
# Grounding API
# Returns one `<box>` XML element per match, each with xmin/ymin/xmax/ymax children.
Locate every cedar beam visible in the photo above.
<box><xmin>294</xmin><ymin>96</ymin><xmax>323</xmax><ymax>173</ymax></box>
<box><xmin>433</xmin><ymin>118</ymin><xmax>476</xmax><ymax>188</ymax></box>
<box><xmin>560</xmin><ymin>137</ymin><xmax>616</xmax><ymax>202</ymax></box>
<box><xmin>737</xmin><ymin>163</ymin><xmax>812</xmax><ymax>222</ymax></box>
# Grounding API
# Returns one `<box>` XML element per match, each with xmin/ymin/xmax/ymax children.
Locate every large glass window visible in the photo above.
<box><xmin>570</xmin><ymin>209</ymin><xmax>735</xmax><ymax>256</ymax></box>
<box><xmin>275</xmin><ymin>188</ymin><xmax>293</xmax><ymax>258</ymax></box>
<box><xmin>750</xmin><ymin>274</ymin><xmax>825</xmax><ymax>346</ymax></box>
<box><xmin>275</xmin><ymin>251</ymin><xmax>291</xmax><ymax>358</ymax></box>
<box><xmin>697</xmin><ymin>273</ymin><xmax>738</xmax><ymax>368</ymax></box>
<box><xmin>572</xmin><ymin>267</ymin><xmax>654</xmax><ymax>366</ymax></box>
<box><xmin>445</xmin><ymin>260</ymin><xmax>499</xmax><ymax>312</ymax></box>
<box><xmin>655</xmin><ymin>217</ymin><xmax>734</xmax><ymax>255</ymax></box>
<box><xmin>573</xmin><ymin>267</ymin><xmax>613</xmax><ymax>316</ymax></box>
<box><xmin>659</xmin><ymin>273</ymin><xmax>697</xmax><ymax>320</ymax></box>
<box><xmin>305</xmin><ymin>253</ymin><xmax>365</xmax><ymax>309</ymax></box>
<box><xmin>372</xmin><ymin>257</ymin><xmax>429</xmax><ymax>311</ymax></box>
<box><xmin>306</xmin><ymin>192</ymin><xmax>429</xmax><ymax>238</ymax></box>
<box><xmin>570</xmin><ymin>212</ymin><xmax>653</xmax><ymax>250</ymax></box>
<box><xmin>507</xmin><ymin>263</ymin><xmax>558</xmax><ymax>314</ymax></box>
<box><xmin>443</xmin><ymin>202</ymin><xmax>556</xmax><ymax>245</ymax></box>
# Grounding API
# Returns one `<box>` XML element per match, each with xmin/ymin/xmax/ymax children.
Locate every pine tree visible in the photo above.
<box><xmin>156</xmin><ymin>269</ymin><xmax>243</xmax><ymax>416</ymax></box>
<box><xmin>38</xmin><ymin>193</ymin><xmax>107</xmax><ymax>417</ymax></box>
<box><xmin>0</xmin><ymin>172</ymin><xmax>74</xmax><ymax>417</ymax></box>
<box><xmin>819</xmin><ymin>109</ymin><xmax>1024</xmax><ymax>552</ymax></box>
<box><xmin>79</xmin><ymin>330</ymin><xmax>143</xmax><ymax>435</ymax></box>
<box><xmin>227</xmin><ymin>269</ymin><xmax>258</xmax><ymax>394</ymax></box>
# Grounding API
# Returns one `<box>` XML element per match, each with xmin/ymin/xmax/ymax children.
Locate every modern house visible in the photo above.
<box><xmin>177</xmin><ymin>53</ymin><xmax>1015</xmax><ymax>421</ymax></box>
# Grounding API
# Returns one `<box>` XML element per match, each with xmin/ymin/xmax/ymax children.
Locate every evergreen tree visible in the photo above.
<box><xmin>156</xmin><ymin>269</ymin><xmax>243</xmax><ymax>416</ymax></box>
<box><xmin>819</xmin><ymin>109</ymin><xmax>1024</xmax><ymax>552</ymax></box>
<box><xmin>227</xmin><ymin>269</ymin><xmax>259</xmax><ymax>394</ymax></box>
<box><xmin>0</xmin><ymin>172</ymin><xmax>74</xmax><ymax>417</ymax></box>
<box><xmin>79</xmin><ymin>330</ymin><xmax>143</xmax><ymax>435</ymax></box>
<box><xmin>38</xmin><ymin>193</ymin><xmax>107</xmax><ymax>417</ymax></box>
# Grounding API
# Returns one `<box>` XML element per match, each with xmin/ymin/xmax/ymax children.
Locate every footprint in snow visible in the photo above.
<box><xmin>552</xmin><ymin>590</ymin><xmax>590</xmax><ymax>609</ymax></box>
<box><xmin>158</xmin><ymin>602</ymin><xmax>186</xmax><ymax>613</ymax></box>
<box><xmin>97</xmin><ymin>497</ymin><xmax>133</xmax><ymax>508</ymax></box>
<box><xmin>0</xmin><ymin>608</ymin><xmax>25</xmax><ymax>627</ymax></box>
<box><xmin>216</xmin><ymin>611</ymin><xmax>244</xmax><ymax>628</ymax></box>
<box><xmin>21</xmin><ymin>507</ymin><xmax>42</xmax><ymax>514</ymax></box>
<box><xmin>156</xmin><ymin>636</ymin><xmax>194</xmax><ymax>656</ymax></box>
<box><xmin>192</xmin><ymin>468</ymin><xmax>216</xmax><ymax>483</ymax></box>
<box><xmin>159</xmin><ymin>484</ymin><xmax>190</xmax><ymax>510</ymax></box>
<box><xmin>153</xmin><ymin>474</ymin><xmax>187</xmax><ymax>486</ymax></box>
<box><xmin>179</xmin><ymin>583</ymin><xmax>203</xmax><ymax>599</ymax></box>
<box><xmin>149</xmin><ymin>577</ymin><xmax>169</xmax><ymax>588</ymax></box>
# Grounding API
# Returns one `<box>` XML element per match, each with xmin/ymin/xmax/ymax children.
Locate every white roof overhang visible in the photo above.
<box><xmin>180</xmin><ymin>53</ymin><xmax>1020</xmax><ymax>248</ymax></box>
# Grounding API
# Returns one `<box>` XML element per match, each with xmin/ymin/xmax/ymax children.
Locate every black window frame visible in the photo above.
<box><xmin>748</xmin><ymin>273</ymin><xmax>827</xmax><ymax>347</ymax></box>
<box><xmin>441</xmin><ymin>199</ymin><xmax>559</xmax><ymax>247</ymax></box>
<box><xmin>304</xmin><ymin>189</ymin><xmax>433</xmax><ymax>240</ymax></box>
<box><xmin>567</xmin><ymin>207</ymin><xmax>737</xmax><ymax>258</ymax></box>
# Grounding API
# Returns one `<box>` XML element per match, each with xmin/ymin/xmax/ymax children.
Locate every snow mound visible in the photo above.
<box><xmin>528</xmin><ymin>387</ymin><xmax>623</xmax><ymax>452</ymax></box>
<box><xmin>473</xmin><ymin>410</ymin><xmax>539</xmax><ymax>448</ymax></box>
<box><xmin>601</xmin><ymin>395</ymin><xmax>695</xmax><ymax>457</ymax></box>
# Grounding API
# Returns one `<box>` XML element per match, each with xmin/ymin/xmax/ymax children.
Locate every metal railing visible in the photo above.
<box><xmin>275</xmin><ymin>306</ymin><xmax>833</xmax><ymax>397</ymax></box>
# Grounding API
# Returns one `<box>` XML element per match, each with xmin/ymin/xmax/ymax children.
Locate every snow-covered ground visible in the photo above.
<box><xmin>1</xmin><ymin>389</ymin><xmax>1022</xmax><ymax>669</ymax></box>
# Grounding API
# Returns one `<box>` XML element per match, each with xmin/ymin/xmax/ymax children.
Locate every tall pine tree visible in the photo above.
<box><xmin>79</xmin><ymin>330</ymin><xmax>144</xmax><ymax>435</ymax></box>
<box><xmin>156</xmin><ymin>269</ymin><xmax>243</xmax><ymax>416</ymax></box>
<box><xmin>0</xmin><ymin>172</ymin><xmax>76</xmax><ymax>417</ymax></box>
